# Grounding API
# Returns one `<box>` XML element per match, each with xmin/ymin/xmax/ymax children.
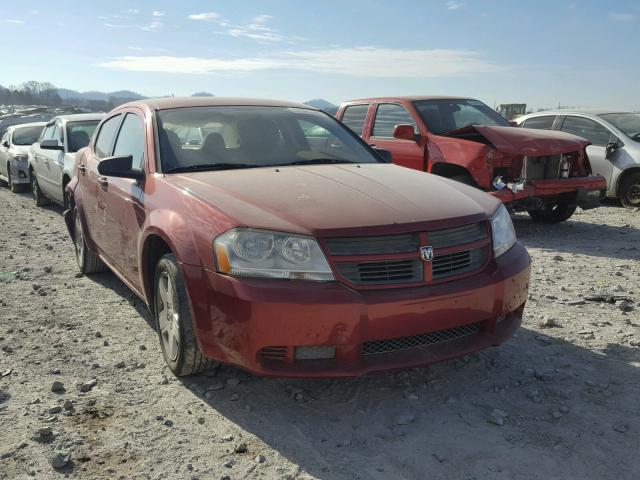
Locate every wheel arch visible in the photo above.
<box><xmin>616</xmin><ymin>166</ymin><xmax>640</xmax><ymax>197</ymax></box>
<box><xmin>140</xmin><ymin>229</ymin><xmax>183</xmax><ymax>315</ymax></box>
<box><xmin>430</xmin><ymin>162</ymin><xmax>476</xmax><ymax>182</ymax></box>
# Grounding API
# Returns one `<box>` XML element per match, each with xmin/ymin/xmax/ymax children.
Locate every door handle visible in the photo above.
<box><xmin>97</xmin><ymin>176</ymin><xmax>109</xmax><ymax>188</ymax></box>
<box><xmin>78</xmin><ymin>164</ymin><xmax>86</xmax><ymax>175</ymax></box>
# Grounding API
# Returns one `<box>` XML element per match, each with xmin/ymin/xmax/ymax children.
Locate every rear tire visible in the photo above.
<box><xmin>154</xmin><ymin>254</ymin><xmax>216</xmax><ymax>377</ymax></box>
<box><xmin>619</xmin><ymin>172</ymin><xmax>640</xmax><ymax>208</ymax></box>
<box><xmin>31</xmin><ymin>173</ymin><xmax>49</xmax><ymax>207</ymax></box>
<box><xmin>528</xmin><ymin>202</ymin><xmax>577</xmax><ymax>223</ymax></box>
<box><xmin>73</xmin><ymin>207</ymin><xmax>107</xmax><ymax>274</ymax></box>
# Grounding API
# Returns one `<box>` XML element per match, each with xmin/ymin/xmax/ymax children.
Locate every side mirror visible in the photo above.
<box><xmin>508</xmin><ymin>120</ymin><xmax>518</xmax><ymax>127</ymax></box>
<box><xmin>97</xmin><ymin>155</ymin><xmax>144</xmax><ymax>180</ymax></box>
<box><xmin>393</xmin><ymin>124</ymin><xmax>417</xmax><ymax>141</ymax></box>
<box><xmin>605</xmin><ymin>135</ymin><xmax>624</xmax><ymax>159</ymax></box>
<box><xmin>40</xmin><ymin>139</ymin><xmax>65</xmax><ymax>151</ymax></box>
<box><xmin>373</xmin><ymin>147</ymin><xmax>393</xmax><ymax>163</ymax></box>
<box><xmin>2</xmin><ymin>140</ymin><xmax>9</xmax><ymax>148</ymax></box>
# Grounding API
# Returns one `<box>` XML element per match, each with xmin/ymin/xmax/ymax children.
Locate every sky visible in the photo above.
<box><xmin>2</xmin><ymin>0</ymin><xmax>639</xmax><ymax>110</ymax></box>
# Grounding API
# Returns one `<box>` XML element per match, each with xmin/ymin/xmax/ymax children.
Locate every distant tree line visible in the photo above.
<box><xmin>0</xmin><ymin>80</ymin><xmax>143</xmax><ymax>111</ymax></box>
<box><xmin>0</xmin><ymin>81</ymin><xmax>62</xmax><ymax>107</ymax></box>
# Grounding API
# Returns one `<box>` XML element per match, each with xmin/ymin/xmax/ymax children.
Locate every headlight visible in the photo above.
<box><xmin>214</xmin><ymin>228</ymin><xmax>334</xmax><ymax>281</ymax></box>
<box><xmin>491</xmin><ymin>204</ymin><xmax>516</xmax><ymax>257</ymax></box>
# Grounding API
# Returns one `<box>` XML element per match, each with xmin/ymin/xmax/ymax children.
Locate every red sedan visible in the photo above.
<box><xmin>65</xmin><ymin>97</ymin><xmax>530</xmax><ymax>377</ymax></box>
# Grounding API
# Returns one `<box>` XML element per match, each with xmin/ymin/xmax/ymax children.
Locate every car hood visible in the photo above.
<box><xmin>10</xmin><ymin>145</ymin><xmax>32</xmax><ymax>156</ymax></box>
<box><xmin>445</xmin><ymin>125</ymin><xmax>590</xmax><ymax>156</ymax></box>
<box><xmin>167</xmin><ymin>164</ymin><xmax>500</xmax><ymax>236</ymax></box>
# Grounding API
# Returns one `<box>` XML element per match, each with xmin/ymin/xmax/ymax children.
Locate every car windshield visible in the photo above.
<box><xmin>156</xmin><ymin>106</ymin><xmax>382</xmax><ymax>172</ymax></box>
<box><xmin>67</xmin><ymin>120</ymin><xmax>100</xmax><ymax>152</ymax></box>
<box><xmin>12</xmin><ymin>125</ymin><xmax>44</xmax><ymax>146</ymax></box>
<box><xmin>599</xmin><ymin>113</ymin><xmax>640</xmax><ymax>142</ymax></box>
<box><xmin>413</xmin><ymin>99</ymin><xmax>510</xmax><ymax>135</ymax></box>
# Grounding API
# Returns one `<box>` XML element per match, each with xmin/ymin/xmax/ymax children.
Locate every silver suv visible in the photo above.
<box><xmin>28</xmin><ymin>113</ymin><xmax>104</xmax><ymax>207</ymax></box>
<box><xmin>516</xmin><ymin>110</ymin><xmax>640</xmax><ymax>207</ymax></box>
<box><xmin>0</xmin><ymin>122</ymin><xmax>46</xmax><ymax>193</ymax></box>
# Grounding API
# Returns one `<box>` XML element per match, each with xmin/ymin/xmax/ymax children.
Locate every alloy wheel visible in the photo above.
<box><xmin>74</xmin><ymin>212</ymin><xmax>85</xmax><ymax>268</ymax></box>
<box><xmin>157</xmin><ymin>271</ymin><xmax>180</xmax><ymax>362</ymax></box>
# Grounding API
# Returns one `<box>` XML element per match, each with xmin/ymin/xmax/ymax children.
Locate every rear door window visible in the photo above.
<box><xmin>113</xmin><ymin>113</ymin><xmax>145</xmax><ymax>170</ymax></box>
<box><xmin>341</xmin><ymin>105</ymin><xmax>369</xmax><ymax>136</ymax></box>
<box><xmin>67</xmin><ymin>121</ymin><xmax>100</xmax><ymax>153</ymax></box>
<box><xmin>372</xmin><ymin>104</ymin><xmax>416</xmax><ymax>138</ymax></box>
<box><xmin>522</xmin><ymin>115</ymin><xmax>556</xmax><ymax>130</ymax></box>
<box><xmin>560</xmin><ymin>116</ymin><xmax>611</xmax><ymax>147</ymax></box>
<box><xmin>95</xmin><ymin>114</ymin><xmax>123</xmax><ymax>159</ymax></box>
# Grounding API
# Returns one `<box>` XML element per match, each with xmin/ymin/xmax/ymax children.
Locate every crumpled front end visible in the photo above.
<box><xmin>431</xmin><ymin>125</ymin><xmax>607</xmax><ymax>211</ymax></box>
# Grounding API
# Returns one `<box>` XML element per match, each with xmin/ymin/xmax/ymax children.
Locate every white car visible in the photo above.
<box><xmin>0</xmin><ymin>122</ymin><xmax>46</xmax><ymax>193</ymax></box>
<box><xmin>29</xmin><ymin>113</ymin><xmax>104</xmax><ymax>207</ymax></box>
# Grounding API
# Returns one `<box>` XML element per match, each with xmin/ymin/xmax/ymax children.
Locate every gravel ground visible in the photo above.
<box><xmin>0</xmin><ymin>186</ymin><xmax>639</xmax><ymax>480</ymax></box>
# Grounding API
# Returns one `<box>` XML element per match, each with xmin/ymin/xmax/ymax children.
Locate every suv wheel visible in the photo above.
<box><xmin>154</xmin><ymin>254</ymin><xmax>216</xmax><ymax>376</ymax></box>
<box><xmin>31</xmin><ymin>173</ymin><xmax>49</xmax><ymax>207</ymax></box>
<box><xmin>73</xmin><ymin>208</ymin><xmax>106</xmax><ymax>274</ymax></box>
<box><xmin>528</xmin><ymin>202</ymin><xmax>577</xmax><ymax>223</ymax></box>
<box><xmin>619</xmin><ymin>172</ymin><xmax>640</xmax><ymax>208</ymax></box>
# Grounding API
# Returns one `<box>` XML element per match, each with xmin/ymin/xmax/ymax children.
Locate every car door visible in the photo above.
<box><xmin>41</xmin><ymin>121</ymin><xmax>66</xmax><ymax>203</ymax></box>
<box><xmin>96</xmin><ymin>111</ymin><xmax>146</xmax><ymax>287</ymax></box>
<box><xmin>366</xmin><ymin>103</ymin><xmax>425</xmax><ymax>171</ymax></box>
<box><xmin>38</xmin><ymin>120</ymin><xmax>64</xmax><ymax>201</ymax></box>
<box><xmin>559</xmin><ymin>115</ymin><xmax>615</xmax><ymax>185</ymax></box>
<box><xmin>78</xmin><ymin>113</ymin><xmax>123</xmax><ymax>247</ymax></box>
<box><xmin>0</xmin><ymin>131</ymin><xmax>9</xmax><ymax>178</ymax></box>
<box><xmin>32</xmin><ymin>123</ymin><xmax>57</xmax><ymax>197</ymax></box>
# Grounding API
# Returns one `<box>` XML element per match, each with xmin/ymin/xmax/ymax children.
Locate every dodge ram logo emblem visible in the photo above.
<box><xmin>419</xmin><ymin>246</ymin><xmax>434</xmax><ymax>262</ymax></box>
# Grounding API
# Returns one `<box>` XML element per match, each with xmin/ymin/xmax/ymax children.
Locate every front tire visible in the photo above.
<box><xmin>31</xmin><ymin>173</ymin><xmax>49</xmax><ymax>207</ymax></box>
<box><xmin>73</xmin><ymin>207</ymin><xmax>106</xmax><ymax>274</ymax></box>
<box><xmin>8</xmin><ymin>165</ymin><xmax>23</xmax><ymax>193</ymax></box>
<box><xmin>619</xmin><ymin>172</ymin><xmax>640</xmax><ymax>208</ymax></box>
<box><xmin>528</xmin><ymin>202</ymin><xmax>577</xmax><ymax>223</ymax></box>
<box><xmin>154</xmin><ymin>254</ymin><xmax>215</xmax><ymax>376</ymax></box>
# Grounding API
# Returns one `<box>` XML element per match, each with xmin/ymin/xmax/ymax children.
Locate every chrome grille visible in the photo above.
<box><xmin>326</xmin><ymin>222</ymin><xmax>489</xmax><ymax>287</ymax></box>
<box><xmin>429</xmin><ymin>223</ymin><xmax>488</xmax><ymax>248</ymax></box>
<box><xmin>432</xmin><ymin>247</ymin><xmax>488</xmax><ymax>279</ymax></box>
<box><xmin>326</xmin><ymin>233</ymin><xmax>419</xmax><ymax>255</ymax></box>
<box><xmin>361</xmin><ymin>322</ymin><xmax>482</xmax><ymax>356</ymax></box>
<box><xmin>336</xmin><ymin>259</ymin><xmax>422</xmax><ymax>285</ymax></box>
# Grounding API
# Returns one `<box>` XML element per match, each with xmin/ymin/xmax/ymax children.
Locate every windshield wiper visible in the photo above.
<box><xmin>165</xmin><ymin>163</ymin><xmax>260</xmax><ymax>173</ymax></box>
<box><xmin>286</xmin><ymin>158</ymin><xmax>358</xmax><ymax>166</ymax></box>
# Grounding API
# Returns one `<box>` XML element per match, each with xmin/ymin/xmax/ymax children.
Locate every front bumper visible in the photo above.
<box><xmin>180</xmin><ymin>242</ymin><xmax>531</xmax><ymax>377</ymax></box>
<box><xmin>491</xmin><ymin>175</ymin><xmax>607</xmax><ymax>210</ymax></box>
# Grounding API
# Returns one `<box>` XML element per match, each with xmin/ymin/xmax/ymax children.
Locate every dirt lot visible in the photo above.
<box><xmin>0</xmin><ymin>186</ymin><xmax>639</xmax><ymax>480</ymax></box>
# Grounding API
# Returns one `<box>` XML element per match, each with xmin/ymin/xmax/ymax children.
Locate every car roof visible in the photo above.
<box><xmin>521</xmin><ymin>109</ymin><xmax>633</xmax><ymax>118</ymax></box>
<box><xmin>343</xmin><ymin>96</ymin><xmax>474</xmax><ymax>104</ymax></box>
<box><xmin>50</xmin><ymin>113</ymin><xmax>106</xmax><ymax>123</ymax></box>
<box><xmin>120</xmin><ymin>97</ymin><xmax>317</xmax><ymax>111</ymax></box>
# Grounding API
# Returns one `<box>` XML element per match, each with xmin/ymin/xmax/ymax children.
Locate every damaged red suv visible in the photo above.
<box><xmin>337</xmin><ymin>97</ymin><xmax>608</xmax><ymax>223</ymax></box>
<box><xmin>65</xmin><ymin>98</ymin><xmax>530</xmax><ymax>377</ymax></box>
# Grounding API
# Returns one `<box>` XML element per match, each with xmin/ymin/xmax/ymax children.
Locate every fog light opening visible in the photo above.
<box><xmin>294</xmin><ymin>346</ymin><xmax>336</xmax><ymax>360</ymax></box>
